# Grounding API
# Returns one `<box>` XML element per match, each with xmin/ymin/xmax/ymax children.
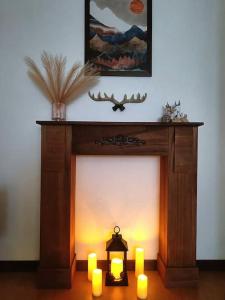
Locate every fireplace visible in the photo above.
<box><xmin>36</xmin><ymin>121</ymin><xmax>203</xmax><ymax>289</ymax></box>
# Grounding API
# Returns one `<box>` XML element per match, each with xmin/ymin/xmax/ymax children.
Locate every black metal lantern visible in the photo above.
<box><xmin>105</xmin><ymin>226</ymin><xmax>128</xmax><ymax>286</ymax></box>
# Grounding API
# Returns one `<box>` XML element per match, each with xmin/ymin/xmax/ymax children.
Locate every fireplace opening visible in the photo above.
<box><xmin>75</xmin><ymin>156</ymin><xmax>160</xmax><ymax>261</ymax></box>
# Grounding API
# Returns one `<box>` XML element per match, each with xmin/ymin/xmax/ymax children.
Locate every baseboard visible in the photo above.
<box><xmin>1</xmin><ymin>259</ymin><xmax>225</xmax><ymax>272</ymax></box>
<box><xmin>0</xmin><ymin>261</ymin><xmax>39</xmax><ymax>272</ymax></box>
<box><xmin>197</xmin><ymin>260</ymin><xmax>225</xmax><ymax>271</ymax></box>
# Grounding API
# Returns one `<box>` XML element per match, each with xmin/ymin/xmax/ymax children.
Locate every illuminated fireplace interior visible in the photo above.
<box><xmin>75</xmin><ymin>156</ymin><xmax>160</xmax><ymax>260</ymax></box>
<box><xmin>36</xmin><ymin>121</ymin><xmax>203</xmax><ymax>289</ymax></box>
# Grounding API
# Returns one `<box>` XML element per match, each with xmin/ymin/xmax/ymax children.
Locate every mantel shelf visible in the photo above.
<box><xmin>36</xmin><ymin>121</ymin><xmax>204</xmax><ymax>127</ymax></box>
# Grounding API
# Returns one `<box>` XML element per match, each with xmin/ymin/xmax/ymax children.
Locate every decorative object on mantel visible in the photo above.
<box><xmin>161</xmin><ymin>101</ymin><xmax>189</xmax><ymax>123</ymax></box>
<box><xmin>25</xmin><ymin>51</ymin><xmax>99</xmax><ymax>121</ymax></box>
<box><xmin>88</xmin><ymin>91</ymin><xmax>147</xmax><ymax>111</ymax></box>
<box><xmin>105</xmin><ymin>226</ymin><xmax>128</xmax><ymax>286</ymax></box>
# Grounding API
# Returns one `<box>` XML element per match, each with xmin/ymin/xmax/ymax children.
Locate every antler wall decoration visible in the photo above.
<box><xmin>88</xmin><ymin>91</ymin><xmax>147</xmax><ymax>111</ymax></box>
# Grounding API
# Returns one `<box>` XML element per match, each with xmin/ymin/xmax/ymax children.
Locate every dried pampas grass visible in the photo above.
<box><xmin>25</xmin><ymin>51</ymin><xmax>99</xmax><ymax>104</ymax></box>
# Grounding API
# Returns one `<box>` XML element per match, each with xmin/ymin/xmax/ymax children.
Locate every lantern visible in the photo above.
<box><xmin>105</xmin><ymin>226</ymin><xmax>128</xmax><ymax>286</ymax></box>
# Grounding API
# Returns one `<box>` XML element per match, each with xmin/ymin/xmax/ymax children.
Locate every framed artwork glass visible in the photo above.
<box><xmin>85</xmin><ymin>0</ymin><xmax>152</xmax><ymax>77</ymax></box>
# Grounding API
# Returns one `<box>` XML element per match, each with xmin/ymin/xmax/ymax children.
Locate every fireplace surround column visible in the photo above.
<box><xmin>37</xmin><ymin>125</ymin><xmax>76</xmax><ymax>288</ymax></box>
<box><xmin>158</xmin><ymin>126</ymin><xmax>199</xmax><ymax>287</ymax></box>
<box><xmin>36</xmin><ymin>121</ymin><xmax>203</xmax><ymax>288</ymax></box>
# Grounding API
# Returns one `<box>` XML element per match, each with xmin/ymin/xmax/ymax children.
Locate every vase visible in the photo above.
<box><xmin>52</xmin><ymin>102</ymin><xmax>66</xmax><ymax>121</ymax></box>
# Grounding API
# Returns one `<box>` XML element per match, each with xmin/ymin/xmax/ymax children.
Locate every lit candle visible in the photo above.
<box><xmin>88</xmin><ymin>253</ymin><xmax>97</xmax><ymax>281</ymax></box>
<box><xmin>92</xmin><ymin>269</ymin><xmax>102</xmax><ymax>297</ymax></box>
<box><xmin>137</xmin><ymin>274</ymin><xmax>148</xmax><ymax>299</ymax></box>
<box><xmin>135</xmin><ymin>248</ymin><xmax>144</xmax><ymax>277</ymax></box>
<box><xmin>111</xmin><ymin>258</ymin><xmax>123</xmax><ymax>280</ymax></box>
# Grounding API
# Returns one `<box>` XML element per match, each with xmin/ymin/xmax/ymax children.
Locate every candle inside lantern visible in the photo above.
<box><xmin>137</xmin><ymin>274</ymin><xmax>148</xmax><ymax>299</ymax></box>
<box><xmin>135</xmin><ymin>248</ymin><xmax>144</xmax><ymax>277</ymax></box>
<box><xmin>88</xmin><ymin>253</ymin><xmax>97</xmax><ymax>281</ymax></box>
<box><xmin>111</xmin><ymin>258</ymin><xmax>123</xmax><ymax>280</ymax></box>
<box><xmin>92</xmin><ymin>269</ymin><xmax>102</xmax><ymax>297</ymax></box>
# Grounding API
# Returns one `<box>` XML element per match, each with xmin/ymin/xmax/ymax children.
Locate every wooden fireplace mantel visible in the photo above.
<box><xmin>37</xmin><ymin>120</ymin><xmax>203</xmax><ymax>126</ymax></box>
<box><xmin>36</xmin><ymin>121</ymin><xmax>203</xmax><ymax>288</ymax></box>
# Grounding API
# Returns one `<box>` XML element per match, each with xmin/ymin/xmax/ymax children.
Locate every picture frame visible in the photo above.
<box><xmin>85</xmin><ymin>0</ymin><xmax>152</xmax><ymax>77</ymax></box>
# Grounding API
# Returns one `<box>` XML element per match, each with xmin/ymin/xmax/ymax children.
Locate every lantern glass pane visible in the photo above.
<box><xmin>109</xmin><ymin>252</ymin><xmax>124</xmax><ymax>260</ymax></box>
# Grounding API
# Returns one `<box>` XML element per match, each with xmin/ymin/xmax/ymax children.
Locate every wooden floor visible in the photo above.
<box><xmin>0</xmin><ymin>271</ymin><xmax>224</xmax><ymax>300</ymax></box>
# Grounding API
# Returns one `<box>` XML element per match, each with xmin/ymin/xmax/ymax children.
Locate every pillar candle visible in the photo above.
<box><xmin>92</xmin><ymin>269</ymin><xmax>102</xmax><ymax>297</ymax></box>
<box><xmin>111</xmin><ymin>258</ymin><xmax>123</xmax><ymax>280</ymax></box>
<box><xmin>88</xmin><ymin>253</ymin><xmax>97</xmax><ymax>281</ymax></box>
<box><xmin>135</xmin><ymin>248</ymin><xmax>144</xmax><ymax>277</ymax></box>
<box><xmin>137</xmin><ymin>274</ymin><xmax>148</xmax><ymax>299</ymax></box>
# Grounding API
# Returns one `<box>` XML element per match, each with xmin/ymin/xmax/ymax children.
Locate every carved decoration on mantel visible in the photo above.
<box><xmin>95</xmin><ymin>135</ymin><xmax>146</xmax><ymax>146</ymax></box>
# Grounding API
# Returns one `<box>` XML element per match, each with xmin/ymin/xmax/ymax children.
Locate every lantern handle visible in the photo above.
<box><xmin>114</xmin><ymin>226</ymin><xmax>120</xmax><ymax>235</ymax></box>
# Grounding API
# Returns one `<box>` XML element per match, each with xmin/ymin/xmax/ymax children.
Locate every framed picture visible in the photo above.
<box><xmin>85</xmin><ymin>0</ymin><xmax>152</xmax><ymax>77</ymax></box>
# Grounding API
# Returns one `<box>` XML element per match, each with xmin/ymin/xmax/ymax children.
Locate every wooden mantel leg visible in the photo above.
<box><xmin>158</xmin><ymin>127</ymin><xmax>199</xmax><ymax>287</ymax></box>
<box><xmin>38</xmin><ymin>125</ymin><xmax>75</xmax><ymax>288</ymax></box>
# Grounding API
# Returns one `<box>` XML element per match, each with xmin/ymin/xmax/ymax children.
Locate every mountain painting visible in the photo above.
<box><xmin>85</xmin><ymin>0</ymin><xmax>152</xmax><ymax>76</ymax></box>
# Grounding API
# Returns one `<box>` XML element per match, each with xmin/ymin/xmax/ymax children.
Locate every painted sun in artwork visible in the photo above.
<box><xmin>129</xmin><ymin>0</ymin><xmax>145</xmax><ymax>14</ymax></box>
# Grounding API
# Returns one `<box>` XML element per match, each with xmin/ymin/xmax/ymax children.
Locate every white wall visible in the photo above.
<box><xmin>0</xmin><ymin>0</ymin><xmax>225</xmax><ymax>260</ymax></box>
